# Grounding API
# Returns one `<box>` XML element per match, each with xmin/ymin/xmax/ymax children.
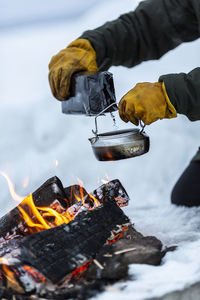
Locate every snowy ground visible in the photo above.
<box><xmin>1</xmin><ymin>0</ymin><xmax>200</xmax><ymax>299</ymax></box>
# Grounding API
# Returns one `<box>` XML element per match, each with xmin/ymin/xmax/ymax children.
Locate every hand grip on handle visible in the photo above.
<box><xmin>92</xmin><ymin>103</ymin><xmax>146</xmax><ymax>136</ymax></box>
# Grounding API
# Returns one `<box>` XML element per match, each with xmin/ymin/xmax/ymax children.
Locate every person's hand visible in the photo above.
<box><xmin>48</xmin><ymin>39</ymin><xmax>98</xmax><ymax>101</ymax></box>
<box><xmin>118</xmin><ymin>82</ymin><xmax>177</xmax><ymax>125</ymax></box>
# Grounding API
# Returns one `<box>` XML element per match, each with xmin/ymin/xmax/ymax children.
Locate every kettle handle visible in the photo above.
<box><xmin>139</xmin><ymin>120</ymin><xmax>146</xmax><ymax>133</ymax></box>
<box><xmin>92</xmin><ymin>102</ymin><xmax>117</xmax><ymax>136</ymax></box>
<box><xmin>92</xmin><ymin>103</ymin><xmax>146</xmax><ymax>136</ymax></box>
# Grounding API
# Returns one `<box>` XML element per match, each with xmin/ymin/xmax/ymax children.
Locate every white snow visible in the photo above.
<box><xmin>0</xmin><ymin>0</ymin><xmax>106</xmax><ymax>28</ymax></box>
<box><xmin>0</xmin><ymin>0</ymin><xmax>200</xmax><ymax>299</ymax></box>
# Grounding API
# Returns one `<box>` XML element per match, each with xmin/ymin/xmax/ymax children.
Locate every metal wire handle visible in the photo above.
<box><xmin>92</xmin><ymin>103</ymin><xmax>146</xmax><ymax>136</ymax></box>
<box><xmin>139</xmin><ymin>120</ymin><xmax>146</xmax><ymax>133</ymax></box>
<box><xmin>92</xmin><ymin>102</ymin><xmax>117</xmax><ymax>136</ymax></box>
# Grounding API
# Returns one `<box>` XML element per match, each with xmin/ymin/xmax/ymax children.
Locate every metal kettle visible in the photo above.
<box><xmin>89</xmin><ymin>103</ymin><xmax>150</xmax><ymax>161</ymax></box>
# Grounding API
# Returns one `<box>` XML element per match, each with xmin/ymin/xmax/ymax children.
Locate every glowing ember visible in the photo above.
<box><xmin>0</xmin><ymin>174</ymin><xmax>130</xmax><ymax>288</ymax></box>
<box><xmin>23</xmin><ymin>265</ymin><xmax>46</xmax><ymax>283</ymax></box>
<box><xmin>71</xmin><ymin>262</ymin><xmax>91</xmax><ymax>278</ymax></box>
<box><xmin>107</xmin><ymin>225</ymin><xmax>129</xmax><ymax>244</ymax></box>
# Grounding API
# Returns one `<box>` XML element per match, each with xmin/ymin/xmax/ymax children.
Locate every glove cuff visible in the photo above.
<box><xmin>161</xmin><ymin>81</ymin><xmax>177</xmax><ymax>119</ymax></box>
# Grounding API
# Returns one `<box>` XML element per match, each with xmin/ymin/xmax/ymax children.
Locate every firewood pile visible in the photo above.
<box><xmin>0</xmin><ymin>176</ymin><xmax>171</xmax><ymax>300</ymax></box>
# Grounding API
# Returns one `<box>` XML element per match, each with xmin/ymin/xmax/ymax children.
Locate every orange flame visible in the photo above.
<box><xmin>0</xmin><ymin>171</ymin><xmax>100</xmax><ymax>233</ymax></box>
<box><xmin>19</xmin><ymin>192</ymin><xmax>100</xmax><ymax>233</ymax></box>
<box><xmin>19</xmin><ymin>194</ymin><xmax>51</xmax><ymax>232</ymax></box>
<box><xmin>76</xmin><ymin>178</ymin><xmax>84</xmax><ymax>187</ymax></box>
<box><xmin>23</xmin><ymin>265</ymin><xmax>46</xmax><ymax>282</ymax></box>
<box><xmin>0</xmin><ymin>173</ymin><xmax>124</xmax><ymax>284</ymax></box>
<box><xmin>0</xmin><ymin>174</ymin><xmax>130</xmax><ymax>284</ymax></box>
<box><xmin>88</xmin><ymin>193</ymin><xmax>99</xmax><ymax>208</ymax></box>
<box><xmin>0</xmin><ymin>257</ymin><xmax>16</xmax><ymax>286</ymax></box>
<box><xmin>23</xmin><ymin>176</ymin><xmax>29</xmax><ymax>188</ymax></box>
<box><xmin>74</xmin><ymin>180</ymin><xmax>84</xmax><ymax>203</ymax></box>
<box><xmin>18</xmin><ymin>194</ymin><xmax>75</xmax><ymax>233</ymax></box>
<box><xmin>0</xmin><ymin>171</ymin><xmax>24</xmax><ymax>203</ymax></box>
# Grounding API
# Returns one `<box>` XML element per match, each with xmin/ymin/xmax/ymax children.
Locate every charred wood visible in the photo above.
<box><xmin>0</xmin><ymin>176</ymin><xmax>169</xmax><ymax>300</ymax></box>
<box><xmin>66</xmin><ymin>179</ymin><xmax>130</xmax><ymax>214</ymax></box>
<box><xmin>0</xmin><ymin>226</ymin><xmax>167</xmax><ymax>300</ymax></box>
<box><xmin>85</xmin><ymin>230</ymin><xmax>163</xmax><ymax>280</ymax></box>
<box><xmin>123</xmin><ymin>228</ymin><xmax>162</xmax><ymax>251</ymax></box>
<box><xmin>87</xmin><ymin>179</ymin><xmax>130</xmax><ymax>207</ymax></box>
<box><xmin>122</xmin><ymin>224</ymin><xmax>143</xmax><ymax>240</ymax></box>
<box><xmin>161</xmin><ymin>245</ymin><xmax>177</xmax><ymax>258</ymax></box>
<box><xmin>0</xmin><ymin>237</ymin><xmax>21</xmax><ymax>258</ymax></box>
<box><xmin>32</xmin><ymin>176</ymin><xmax>67</xmax><ymax>208</ymax></box>
<box><xmin>0</xmin><ymin>178</ymin><xmax>129</xmax><ymax>239</ymax></box>
<box><xmin>108</xmin><ymin>238</ymin><xmax>163</xmax><ymax>266</ymax></box>
<box><xmin>64</xmin><ymin>185</ymin><xmax>88</xmax><ymax>207</ymax></box>
<box><xmin>12</xmin><ymin>202</ymin><xmax>130</xmax><ymax>284</ymax></box>
<box><xmin>0</xmin><ymin>177</ymin><xmax>67</xmax><ymax>238</ymax></box>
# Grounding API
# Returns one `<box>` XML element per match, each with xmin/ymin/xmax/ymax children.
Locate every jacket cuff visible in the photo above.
<box><xmin>159</xmin><ymin>74</ymin><xmax>180</xmax><ymax>113</ymax></box>
<box><xmin>191</xmin><ymin>147</ymin><xmax>200</xmax><ymax>162</ymax></box>
<box><xmin>161</xmin><ymin>82</ymin><xmax>177</xmax><ymax>118</ymax></box>
<box><xmin>159</xmin><ymin>68</ymin><xmax>200</xmax><ymax>122</ymax></box>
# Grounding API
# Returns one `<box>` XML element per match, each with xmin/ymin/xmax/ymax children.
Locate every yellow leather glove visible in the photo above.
<box><xmin>48</xmin><ymin>39</ymin><xmax>98</xmax><ymax>101</ymax></box>
<box><xmin>118</xmin><ymin>82</ymin><xmax>177</xmax><ymax>125</ymax></box>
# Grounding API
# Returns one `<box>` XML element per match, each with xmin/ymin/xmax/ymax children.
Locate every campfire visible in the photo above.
<box><xmin>0</xmin><ymin>175</ymin><xmax>169</xmax><ymax>300</ymax></box>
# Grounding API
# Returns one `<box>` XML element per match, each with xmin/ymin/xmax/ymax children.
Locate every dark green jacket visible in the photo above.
<box><xmin>81</xmin><ymin>0</ymin><xmax>200</xmax><ymax>121</ymax></box>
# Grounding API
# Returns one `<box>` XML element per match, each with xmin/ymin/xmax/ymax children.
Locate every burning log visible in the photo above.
<box><xmin>64</xmin><ymin>179</ymin><xmax>130</xmax><ymax>208</ymax></box>
<box><xmin>9</xmin><ymin>202</ymin><xmax>130</xmax><ymax>284</ymax></box>
<box><xmin>88</xmin><ymin>179</ymin><xmax>130</xmax><ymax>207</ymax></box>
<box><xmin>32</xmin><ymin>176</ymin><xmax>67</xmax><ymax>208</ymax></box>
<box><xmin>0</xmin><ymin>175</ymin><xmax>172</xmax><ymax>300</ymax></box>
<box><xmin>0</xmin><ymin>177</ymin><xmax>129</xmax><ymax>240</ymax></box>
<box><xmin>1</xmin><ymin>229</ymin><xmax>166</xmax><ymax>298</ymax></box>
<box><xmin>0</xmin><ymin>177</ymin><xmax>67</xmax><ymax>239</ymax></box>
<box><xmin>64</xmin><ymin>185</ymin><xmax>88</xmax><ymax>207</ymax></box>
<box><xmin>64</xmin><ymin>179</ymin><xmax>130</xmax><ymax>220</ymax></box>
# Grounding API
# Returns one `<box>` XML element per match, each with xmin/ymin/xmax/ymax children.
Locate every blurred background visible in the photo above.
<box><xmin>1</xmin><ymin>1</ymin><xmax>200</xmax><ymax>299</ymax></box>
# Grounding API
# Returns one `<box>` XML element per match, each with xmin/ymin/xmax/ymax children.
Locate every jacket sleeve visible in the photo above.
<box><xmin>80</xmin><ymin>0</ymin><xmax>200</xmax><ymax>70</ymax></box>
<box><xmin>159</xmin><ymin>68</ymin><xmax>200</xmax><ymax>121</ymax></box>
